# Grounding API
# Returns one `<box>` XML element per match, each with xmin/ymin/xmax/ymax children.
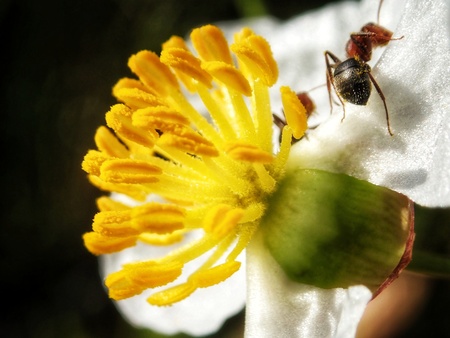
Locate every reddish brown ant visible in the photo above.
<box><xmin>325</xmin><ymin>0</ymin><xmax>402</xmax><ymax>136</ymax></box>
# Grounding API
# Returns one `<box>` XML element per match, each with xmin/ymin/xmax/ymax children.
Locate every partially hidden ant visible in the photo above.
<box><xmin>325</xmin><ymin>0</ymin><xmax>402</xmax><ymax>136</ymax></box>
<box><xmin>274</xmin><ymin>91</ymin><xmax>316</xmax><ymax>144</ymax></box>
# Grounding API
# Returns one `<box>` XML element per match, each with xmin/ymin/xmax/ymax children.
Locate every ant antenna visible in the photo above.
<box><xmin>377</xmin><ymin>0</ymin><xmax>384</xmax><ymax>24</ymax></box>
<box><xmin>306</xmin><ymin>83</ymin><xmax>327</xmax><ymax>93</ymax></box>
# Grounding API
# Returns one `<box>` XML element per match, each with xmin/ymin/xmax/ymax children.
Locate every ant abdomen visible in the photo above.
<box><xmin>333</xmin><ymin>58</ymin><xmax>372</xmax><ymax>105</ymax></box>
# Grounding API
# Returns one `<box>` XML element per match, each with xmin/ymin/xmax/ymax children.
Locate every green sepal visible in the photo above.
<box><xmin>260</xmin><ymin>169</ymin><xmax>414</xmax><ymax>292</ymax></box>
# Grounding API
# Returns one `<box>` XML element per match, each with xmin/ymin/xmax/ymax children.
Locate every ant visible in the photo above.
<box><xmin>325</xmin><ymin>0</ymin><xmax>402</xmax><ymax>136</ymax></box>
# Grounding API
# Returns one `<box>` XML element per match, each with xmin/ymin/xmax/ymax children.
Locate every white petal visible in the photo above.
<box><xmin>221</xmin><ymin>0</ymin><xmax>450</xmax><ymax>207</ymax></box>
<box><xmin>99</xmin><ymin>193</ymin><xmax>246</xmax><ymax>336</ymax></box>
<box><xmin>245</xmin><ymin>233</ymin><xmax>372</xmax><ymax>338</ymax></box>
<box><xmin>284</xmin><ymin>0</ymin><xmax>450</xmax><ymax>207</ymax></box>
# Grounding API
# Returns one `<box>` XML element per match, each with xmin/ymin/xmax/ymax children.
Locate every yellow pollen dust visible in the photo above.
<box><xmin>82</xmin><ymin>24</ymin><xmax>308</xmax><ymax>306</ymax></box>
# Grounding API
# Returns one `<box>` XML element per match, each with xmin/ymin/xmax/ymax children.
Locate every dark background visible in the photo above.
<box><xmin>2</xmin><ymin>0</ymin><xmax>449</xmax><ymax>337</ymax></box>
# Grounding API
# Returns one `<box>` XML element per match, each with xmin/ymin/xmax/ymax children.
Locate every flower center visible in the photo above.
<box><xmin>82</xmin><ymin>25</ymin><xmax>308</xmax><ymax>306</ymax></box>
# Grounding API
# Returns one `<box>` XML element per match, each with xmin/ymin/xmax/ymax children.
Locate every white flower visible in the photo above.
<box><xmin>85</xmin><ymin>0</ymin><xmax>450</xmax><ymax>336</ymax></box>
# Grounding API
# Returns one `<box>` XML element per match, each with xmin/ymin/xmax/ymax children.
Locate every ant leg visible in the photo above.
<box><xmin>324</xmin><ymin>51</ymin><xmax>347</xmax><ymax>122</ymax></box>
<box><xmin>374</xmin><ymin>0</ymin><xmax>403</xmax><ymax>38</ymax></box>
<box><xmin>273</xmin><ymin>113</ymin><xmax>286</xmax><ymax>130</ymax></box>
<box><xmin>339</xmin><ymin>99</ymin><xmax>347</xmax><ymax>123</ymax></box>
<box><xmin>324</xmin><ymin>52</ymin><xmax>335</xmax><ymax>115</ymax></box>
<box><xmin>368</xmin><ymin>72</ymin><xmax>393</xmax><ymax>136</ymax></box>
<box><xmin>324</xmin><ymin>50</ymin><xmax>341</xmax><ymax>64</ymax></box>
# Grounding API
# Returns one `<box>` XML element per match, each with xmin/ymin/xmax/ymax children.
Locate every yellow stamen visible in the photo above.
<box><xmin>113</xmin><ymin>77</ymin><xmax>151</xmax><ymax>95</ymax></box>
<box><xmin>113</xmin><ymin>86</ymin><xmax>168</xmax><ymax>110</ymax></box>
<box><xmin>82</xmin><ymin>150</ymin><xmax>109</xmax><ymax>176</ymax></box>
<box><xmin>253</xmin><ymin>163</ymin><xmax>277</xmax><ymax>192</ymax></box>
<box><xmin>158</xmin><ymin>126</ymin><xmax>219</xmax><ymax>157</ymax></box>
<box><xmin>225</xmin><ymin>142</ymin><xmax>274</xmax><ymax>163</ymax></box>
<box><xmin>190</xmin><ymin>25</ymin><xmax>233</xmax><ymax>64</ymax></box>
<box><xmin>148</xmin><ymin>259</ymin><xmax>241</xmax><ymax>306</ymax></box>
<box><xmin>88</xmin><ymin>175</ymin><xmax>149</xmax><ymax>201</ymax></box>
<box><xmin>203</xmin><ymin>204</ymin><xmax>245</xmax><ymax>238</ymax></box>
<box><xmin>273</xmin><ymin>125</ymin><xmax>294</xmax><ymax>176</ymax></box>
<box><xmin>139</xmin><ymin>231</ymin><xmax>184</xmax><ymax>246</ymax></box>
<box><xmin>203</xmin><ymin>61</ymin><xmax>252</xmax><ymax>96</ymax></box>
<box><xmin>148</xmin><ymin>281</ymin><xmax>197</xmax><ymax>306</ymax></box>
<box><xmin>192</xmin><ymin>261</ymin><xmax>241</xmax><ymax>288</ymax></box>
<box><xmin>160</xmin><ymin>37</ymin><xmax>200</xmax><ymax>92</ymax></box>
<box><xmin>83</xmin><ymin>232</ymin><xmax>137</xmax><ymax>255</ymax></box>
<box><xmin>231</xmin><ymin>29</ymin><xmax>278</xmax><ymax>86</ymax></box>
<box><xmin>100</xmin><ymin>158</ymin><xmax>161</xmax><ymax>184</ymax></box>
<box><xmin>82</xmin><ymin>24</ymin><xmax>308</xmax><ymax>307</ymax></box>
<box><xmin>92</xmin><ymin>210</ymin><xmax>138</xmax><ymax>237</ymax></box>
<box><xmin>226</xmin><ymin>221</ymin><xmax>258</xmax><ymax>262</ymax></box>
<box><xmin>132</xmin><ymin>106</ymin><xmax>190</xmax><ymax>131</ymax></box>
<box><xmin>160</xmin><ymin>48</ymin><xmax>213</xmax><ymax>89</ymax></box>
<box><xmin>148</xmin><ymin>261</ymin><xmax>241</xmax><ymax>306</ymax></box>
<box><xmin>162</xmin><ymin>35</ymin><xmax>189</xmax><ymax>51</ymax></box>
<box><xmin>196</xmin><ymin>84</ymin><xmax>238</xmax><ymax>141</ymax></box>
<box><xmin>106</xmin><ymin>105</ymin><xmax>158</xmax><ymax>148</ymax></box>
<box><xmin>225</xmin><ymin>90</ymin><xmax>258</xmax><ymax>142</ymax></box>
<box><xmin>106</xmin><ymin>260</ymin><xmax>183</xmax><ymax>300</ymax></box>
<box><xmin>131</xmin><ymin>203</ymin><xmax>186</xmax><ymax>234</ymax></box>
<box><xmin>281</xmin><ymin>86</ymin><xmax>308</xmax><ymax>139</ymax></box>
<box><xmin>96</xmin><ymin>196</ymin><xmax>130</xmax><ymax>212</ymax></box>
<box><xmin>94</xmin><ymin>126</ymin><xmax>129</xmax><ymax>158</ymax></box>
<box><xmin>128</xmin><ymin>51</ymin><xmax>179</xmax><ymax>97</ymax></box>
<box><xmin>252</xmin><ymin>78</ymin><xmax>273</xmax><ymax>152</ymax></box>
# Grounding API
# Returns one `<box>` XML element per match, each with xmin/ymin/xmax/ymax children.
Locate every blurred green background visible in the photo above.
<box><xmin>2</xmin><ymin>0</ymin><xmax>449</xmax><ymax>337</ymax></box>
